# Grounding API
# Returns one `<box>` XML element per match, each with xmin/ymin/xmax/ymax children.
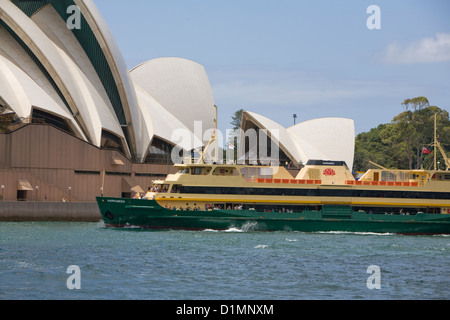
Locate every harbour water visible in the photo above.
<box><xmin>0</xmin><ymin>221</ymin><xmax>449</xmax><ymax>300</ymax></box>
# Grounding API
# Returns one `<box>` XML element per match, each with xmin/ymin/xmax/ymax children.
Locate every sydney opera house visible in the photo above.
<box><xmin>0</xmin><ymin>0</ymin><xmax>354</xmax><ymax>202</ymax></box>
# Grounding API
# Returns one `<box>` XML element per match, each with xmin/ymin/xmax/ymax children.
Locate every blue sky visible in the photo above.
<box><xmin>95</xmin><ymin>0</ymin><xmax>450</xmax><ymax>134</ymax></box>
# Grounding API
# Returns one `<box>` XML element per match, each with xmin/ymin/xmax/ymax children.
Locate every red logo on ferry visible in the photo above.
<box><xmin>323</xmin><ymin>168</ymin><xmax>336</xmax><ymax>176</ymax></box>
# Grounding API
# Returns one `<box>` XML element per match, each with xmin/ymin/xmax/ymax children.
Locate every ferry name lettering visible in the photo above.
<box><xmin>107</xmin><ymin>199</ymin><xmax>125</xmax><ymax>203</ymax></box>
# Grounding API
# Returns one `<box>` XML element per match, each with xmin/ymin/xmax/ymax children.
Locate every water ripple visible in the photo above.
<box><xmin>0</xmin><ymin>222</ymin><xmax>449</xmax><ymax>300</ymax></box>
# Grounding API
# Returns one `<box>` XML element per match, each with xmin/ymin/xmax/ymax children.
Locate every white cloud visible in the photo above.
<box><xmin>383</xmin><ymin>33</ymin><xmax>450</xmax><ymax>64</ymax></box>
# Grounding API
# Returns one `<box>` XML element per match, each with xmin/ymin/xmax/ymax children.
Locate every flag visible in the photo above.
<box><xmin>422</xmin><ymin>147</ymin><xmax>431</xmax><ymax>154</ymax></box>
<box><xmin>228</xmin><ymin>143</ymin><xmax>235</xmax><ymax>150</ymax></box>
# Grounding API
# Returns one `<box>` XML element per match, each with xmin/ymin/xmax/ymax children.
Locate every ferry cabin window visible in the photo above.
<box><xmin>191</xmin><ymin>167</ymin><xmax>210</xmax><ymax>175</ymax></box>
<box><xmin>438</xmin><ymin>174</ymin><xmax>450</xmax><ymax>180</ymax></box>
<box><xmin>179</xmin><ymin>168</ymin><xmax>190</xmax><ymax>174</ymax></box>
<box><xmin>150</xmin><ymin>184</ymin><xmax>160</xmax><ymax>192</ymax></box>
<box><xmin>212</xmin><ymin>167</ymin><xmax>238</xmax><ymax>176</ymax></box>
<box><xmin>240</xmin><ymin>167</ymin><xmax>272</xmax><ymax>179</ymax></box>
<box><xmin>151</xmin><ymin>184</ymin><xmax>170</xmax><ymax>193</ymax></box>
<box><xmin>178</xmin><ymin>186</ymin><xmax>450</xmax><ymax>200</ymax></box>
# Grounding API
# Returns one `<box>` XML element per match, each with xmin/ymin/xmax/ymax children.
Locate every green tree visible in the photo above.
<box><xmin>353</xmin><ymin>124</ymin><xmax>398</xmax><ymax>171</ymax></box>
<box><xmin>230</xmin><ymin>109</ymin><xmax>244</xmax><ymax>130</ymax></box>
<box><xmin>388</xmin><ymin>104</ymin><xmax>449</xmax><ymax>169</ymax></box>
<box><xmin>354</xmin><ymin>97</ymin><xmax>450</xmax><ymax>172</ymax></box>
<box><xmin>224</xmin><ymin>109</ymin><xmax>244</xmax><ymax>163</ymax></box>
<box><xmin>401</xmin><ymin>96</ymin><xmax>430</xmax><ymax>111</ymax></box>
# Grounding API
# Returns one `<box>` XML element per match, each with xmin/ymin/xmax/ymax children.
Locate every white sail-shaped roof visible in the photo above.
<box><xmin>0</xmin><ymin>0</ymin><xmax>126</xmax><ymax>150</ymax></box>
<box><xmin>134</xmin><ymin>84</ymin><xmax>203</xmax><ymax>153</ymax></box>
<box><xmin>74</xmin><ymin>0</ymin><xmax>148</xmax><ymax>161</ymax></box>
<box><xmin>130</xmin><ymin>57</ymin><xmax>216</xmax><ymax>136</ymax></box>
<box><xmin>241</xmin><ymin>111</ymin><xmax>355</xmax><ymax>170</ymax></box>
<box><xmin>130</xmin><ymin>57</ymin><xmax>216</xmax><ymax>156</ymax></box>
<box><xmin>0</xmin><ymin>55</ymin><xmax>84</xmax><ymax>138</ymax></box>
<box><xmin>241</xmin><ymin>111</ymin><xmax>303</xmax><ymax>164</ymax></box>
<box><xmin>288</xmin><ymin>117</ymin><xmax>355</xmax><ymax>170</ymax></box>
<box><xmin>0</xmin><ymin>1</ymin><xmax>222</xmax><ymax>163</ymax></box>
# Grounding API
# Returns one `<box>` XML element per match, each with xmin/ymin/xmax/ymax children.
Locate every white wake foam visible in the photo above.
<box><xmin>254</xmin><ymin>244</ymin><xmax>269</xmax><ymax>249</ymax></box>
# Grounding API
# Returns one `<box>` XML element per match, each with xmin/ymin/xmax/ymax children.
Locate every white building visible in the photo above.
<box><xmin>0</xmin><ymin>0</ymin><xmax>216</xmax><ymax>163</ymax></box>
<box><xmin>240</xmin><ymin>111</ymin><xmax>355</xmax><ymax>170</ymax></box>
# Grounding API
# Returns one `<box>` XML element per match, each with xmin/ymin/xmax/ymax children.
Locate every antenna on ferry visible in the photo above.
<box><xmin>214</xmin><ymin>105</ymin><xmax>218</xmax><ymax>163</ymax></box>
<box><xmin>432</xmin><ymin>112</ymin><xmax>450</xmax><ymax>171</ymax></box>
<box><xmin>197</xmin><ymin>105</ymin><xmax>219</xmax><ymax>164</ymax></box>
<box><xmin>368</xmin><ymin>160</ymin><xmax>388</xmax><ymax>170</ymax></box>
<box><xmin>434</xmin><ymin>113</ymin><xmax>437</xmax><ymax>171</ymax></box>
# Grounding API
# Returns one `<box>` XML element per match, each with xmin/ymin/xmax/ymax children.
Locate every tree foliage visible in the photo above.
<box><xmin>230</xmin><ymin>109</ymin><xmax>244</xmax><ymax>130</ymax></box>
<box><xmin>354</xmin><ymin>97</ymin><xmax>450</xmax><ymax>172</ymax></box>
<box><xmin>224</xmin><ymin>109</ymin><xmax>244</xmax><ymax>162</ymax></box>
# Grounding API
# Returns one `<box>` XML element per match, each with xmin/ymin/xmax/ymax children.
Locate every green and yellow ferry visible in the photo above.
<box><xmin>97</xmin><ymin>159</ymin><xmax>450</xmax><ymax>235</ymax></box>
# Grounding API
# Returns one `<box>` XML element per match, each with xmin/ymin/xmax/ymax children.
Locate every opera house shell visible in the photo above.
<box><xmin>0</xmin><ymin>0</ymin><xmax>355</xmax><ymax>205</ymax></box>
<box><xmin>240</xmin><ymin>111</ymin><xmax>355</xmax><ymax>171</ymax></box>
<box><xmin>0</xmin><ymin>0</ymin><xmax>215</xmax><ymax>202</ymax></box>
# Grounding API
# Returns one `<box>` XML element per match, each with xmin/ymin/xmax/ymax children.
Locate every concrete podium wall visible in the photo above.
<box><xmin>0</xmin><ymin>124</ymin><xmax>176</xmax><ymax>203</ymax></box>
<box><xmin>0</xmin><ymin>201</ymin><xmax>101</xmax><ymax>222</ymax></box>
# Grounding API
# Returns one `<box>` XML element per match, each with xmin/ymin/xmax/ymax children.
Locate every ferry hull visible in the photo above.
<box><xmin>96</xmin><ymin>197</ymin><xmax>450</xmax><ymax>235</ymax></box>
